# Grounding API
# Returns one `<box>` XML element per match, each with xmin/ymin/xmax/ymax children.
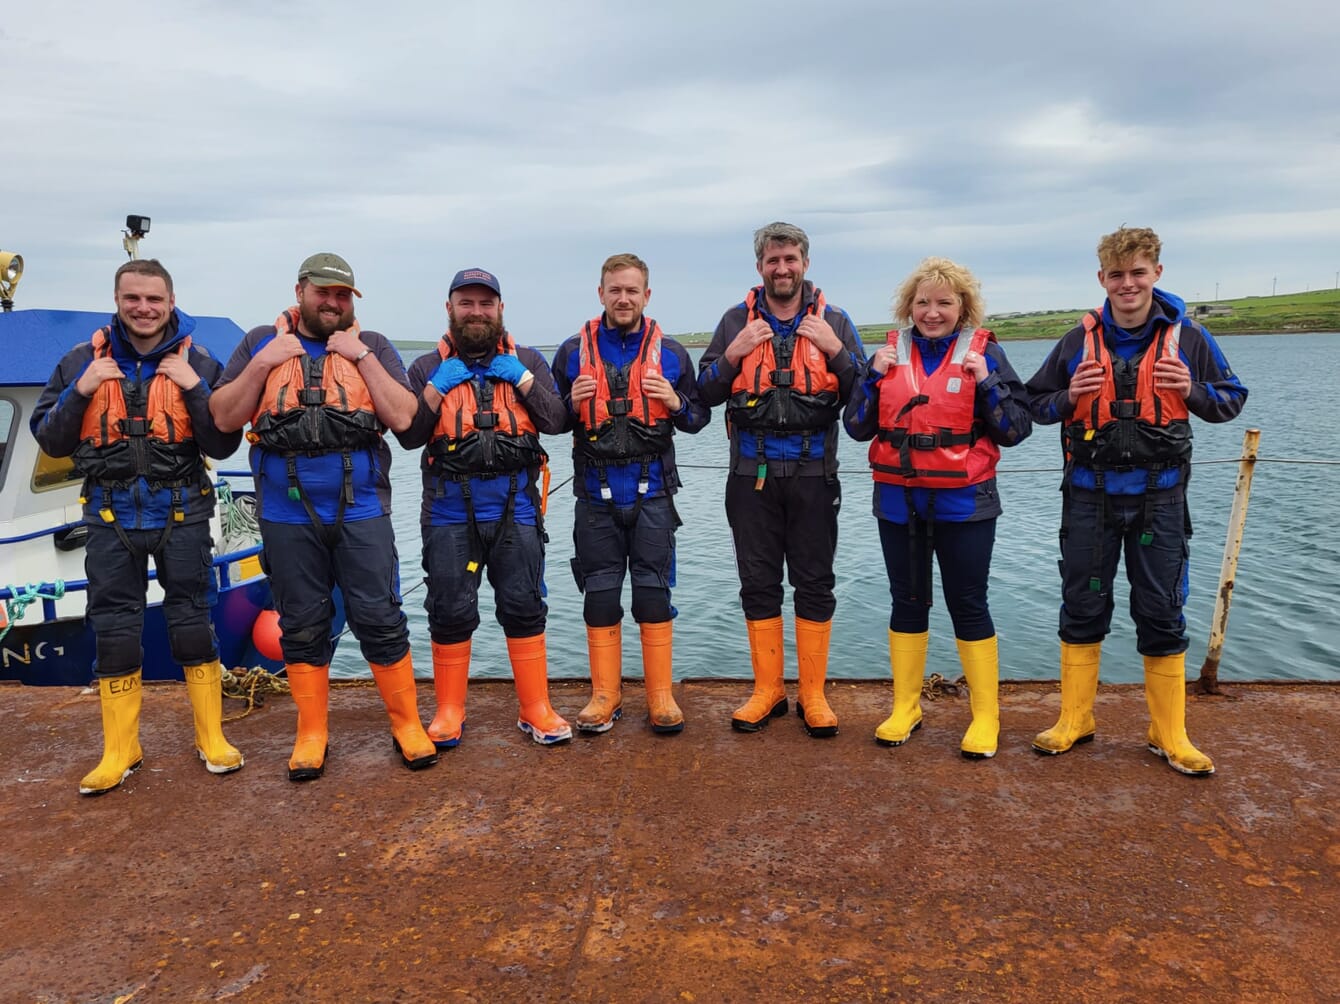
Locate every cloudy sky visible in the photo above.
<box><xmin>6</xmin><ymin>1</ymin><xmax>1338</xmax><ymax>344</ymax></box>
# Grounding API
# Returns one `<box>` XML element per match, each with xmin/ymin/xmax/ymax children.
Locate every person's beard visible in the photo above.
<box><xmin>450</xmin><ymin>315</ymin><xmax>502</xmax><ymax>358</ymax></box>
<box><xmin>299</xmin><ymin>299</ymin><xmax>354</xmax><ymax>339</ymax></box>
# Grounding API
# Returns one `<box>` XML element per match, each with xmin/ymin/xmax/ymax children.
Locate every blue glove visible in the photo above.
<box><xmin>429</xmin><ymin>357</ymin><xmax>472</xmax><ymax>394</ymax></box>
<box><xmin>486</xmin><ymin>354</ymin><xmax>531</xmax><ymax>387</ymax></box>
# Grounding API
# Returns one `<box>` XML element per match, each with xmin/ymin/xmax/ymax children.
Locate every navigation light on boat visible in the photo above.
<box><xmin>0</xmin><ymin>250</ymin><xmax>22</xmax><ymax>311</ymax></box>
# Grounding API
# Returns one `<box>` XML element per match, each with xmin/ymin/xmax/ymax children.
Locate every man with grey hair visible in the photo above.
<box><xmin>697</xmin><ymin>222</ymin><xmax>866</xmax><ymax>737</ymax></box>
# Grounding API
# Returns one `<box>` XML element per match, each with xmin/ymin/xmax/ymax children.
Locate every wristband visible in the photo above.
<box><xmin>354</xmin><ymin>348</ymin><xmax>371</xmax><ymax>364</ymax></box>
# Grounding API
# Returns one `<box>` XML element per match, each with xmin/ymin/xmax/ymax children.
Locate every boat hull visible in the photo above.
<box><xmin>1</xmin><ymin>576</ymin><xmax>278</xmax><ymax>685</ymax></box>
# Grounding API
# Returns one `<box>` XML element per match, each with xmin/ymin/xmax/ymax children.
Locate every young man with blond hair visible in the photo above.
<box><xmin>551</xmin><ymin>253</ymin><xmax>710</xmax><ymax>734</ymax></box>
<box><xmin>1025</xmin><ymin>227</ymin><xmax>1247</xmax><ymax>775</ymax></box>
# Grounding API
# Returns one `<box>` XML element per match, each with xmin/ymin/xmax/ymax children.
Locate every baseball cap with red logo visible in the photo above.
<box><xmin>448</xmin><ymin>268</ymin><xmax>501</xmax><ymax>296</ymax></box>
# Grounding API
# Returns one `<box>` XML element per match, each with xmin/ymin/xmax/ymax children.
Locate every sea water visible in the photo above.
<box><xmin>329</xmin><ymin>332</ymin><xmax>1339</xmax><ymax>684</ymax></box>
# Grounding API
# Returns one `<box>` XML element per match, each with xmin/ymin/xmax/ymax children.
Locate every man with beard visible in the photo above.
<box><xmin>551</xmin><ymin>253</ymin><xmax>711</xmax><ymax>735</ymax></box>
<box><xmin>697</xmin><ymin>223</ymin><xmax>866</xmax><ymax>737</ymax></box>
<box><xmin>210</xmin><ymin>253</ymin><xmax>438</xmax><ymax>780</ymax></box>
<box><xmin>32</xmin><ymin>258</ymin><xmax>245</xmax><ymax>794</ymax></box>
<box><xmin>400</xmin><ymin>268</ymin><xmax>572</xmax><ymax>747</ymax></box>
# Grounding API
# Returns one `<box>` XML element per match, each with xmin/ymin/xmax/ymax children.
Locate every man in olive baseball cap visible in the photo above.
<box><xmin>298</xmin><ymin>252</ymin><xmax>362</xmax><ymax>297</ymax></box>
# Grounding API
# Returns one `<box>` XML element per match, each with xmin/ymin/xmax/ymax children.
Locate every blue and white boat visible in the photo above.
<box><xmin>0</xmin><ymin>237</ymin><xmax>311</xmax><ymax>685</ymax></box>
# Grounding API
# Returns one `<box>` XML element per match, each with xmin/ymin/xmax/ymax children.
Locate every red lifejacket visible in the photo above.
<box><xmin>1064</xmin><ymin>310</ymin><xmax>1191</xmax><ymax>470</ymax></box>
<box><xmin>575</xmin><ymin>316</ymin><xmax>674</xmax><ymax>463</ymax></box>
<box><xmin>75</xmin><ymin>327</ymin><xmax>200</xmax><ymax>486</ymax></box>
<box><xmin>728</xmin><ymin>288</ymin><xmax>840</xmax><ymax>433</ymax></box>
<box><xmin>869</xmin><ymin>327</ymin><xmax>1000</xmax><ymax>488</ymax></box>
<box><xmin>427</xmin><ymin>332</ymin><xmax>545</xmax><ymax>478</ymax></box>
<box><xmin>248</xmin><ymin>307</ymin><xmax>383</xmax><ymax>453</ymax></box>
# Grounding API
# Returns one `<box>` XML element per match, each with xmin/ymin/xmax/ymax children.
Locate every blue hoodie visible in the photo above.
<box><xmin>1025</xmin><ymin>288</ymin><xmax>1248</xmax><ymax>495</ymax></box>
<box><xmin>30</xmin><ymin>309</ymin><xmax>239</xmax><ymax>527</ymax></box>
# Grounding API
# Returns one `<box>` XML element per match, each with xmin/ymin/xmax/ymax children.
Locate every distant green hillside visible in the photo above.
<box><xmin>400</xmin><ymin>289</ymin><xmax>1340</xmax><ymax>353</ymax></box>
<box><xmin>868</xmin><ymin>287</ymin><xmax>1340</xmax><ymax>343</ymax></box>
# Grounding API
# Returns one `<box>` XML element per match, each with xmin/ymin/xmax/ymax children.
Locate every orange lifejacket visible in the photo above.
<box><xmin>1064</xmin><ymin>310</ymin><xmax>1191</xmax><ymax>471</ymax></box>
<box><xmin>727</xmin><ymin>288</ymin><xmax>840</xmax><ymax>434</ymax></box>
<box><xmin>74</xmin><ymin>327</ymin><xmax>200</xmax><ymax>486</ymax></box>
<box><xmin>575</xmin><ymin>316</ymin><xmax>674</xmax><ymax>463</ymax></box>
<box><xmin>248</xmin><ymin>307</ymin><xmax>383</xmax><ymax>454</ymax></box>
<box><xmin>427</xmin><ymin>333</ymin><xmax>546</xmax><ymax>478</ymax></box>
<box><xmin>869</xmin><ymin>327</ymin><xmax>1000</xmax><ymax>488</ymax></box>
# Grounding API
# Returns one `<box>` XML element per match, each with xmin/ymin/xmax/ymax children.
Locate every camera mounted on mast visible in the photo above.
<box><xmin>122</xmin><ymin>214</ymin><xmax>151</xmax><ymax>260</ymax></box>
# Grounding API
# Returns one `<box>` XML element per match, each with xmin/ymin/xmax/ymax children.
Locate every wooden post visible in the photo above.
<box><xmin>1195</xmin><ymin>428</ymin><xmax>1261</xmax><ymax>695</ymax></box>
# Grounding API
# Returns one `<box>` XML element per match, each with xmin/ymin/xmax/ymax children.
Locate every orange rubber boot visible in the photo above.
<box><xmin>427</xmin><ymin>640</ymin><xmax>471</xmax><ymax>749</ymax></box>
<box><xmin>795</xmin><ymin>617</ymin><xmax>838</xmax><ymax>738</ymax></box>
<box><xmin>370</xmin><ymin>652</ymin><xmax>438</xmax><ymax>771</ymax></box>
<box><xmin>731</xmin><ymin>616</ymin><xmax>788</xmax><ymax>732</ymax></box>
<box><xmin>576</xmin><ymin>624</ymin><xmax>623</xmax><ymax>733</ymax></box>
<box><xmin>640</xmin><ymin>620</ymin><xmax>683</xmax><ymax>734</ymax></box>
<box><xmin>507</xmin><ymin>633</ymin><xmax>573</xmax><ymax>745</ymax></box>
<box><xmin>286</xmin><ymin>662</ymin><xmax>330</xmax><ymax>782</ymax></box>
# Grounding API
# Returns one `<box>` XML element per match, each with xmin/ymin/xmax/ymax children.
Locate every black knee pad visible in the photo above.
<box><xmin>630</xmin><ymin>586</ymin><xmax>671</xmax><ymax>624</ymax></box>
<box><xmin>583</xmin><ymin>588</ymin><xmax>623</xmax><ymax>628</ymax></box>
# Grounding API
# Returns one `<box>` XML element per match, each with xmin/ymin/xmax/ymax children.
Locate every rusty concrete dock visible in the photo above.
<box><xmin>3</xmin><ymin>679</ymin><xmax>1336</xmax><ymax>1002</ymax></box>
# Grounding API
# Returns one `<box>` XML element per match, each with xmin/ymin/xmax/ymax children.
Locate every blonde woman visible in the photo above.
<box><xmin>843</xmin><ymin>257</ymin><xmax>1031</xmax><ymax>758</ymax></box>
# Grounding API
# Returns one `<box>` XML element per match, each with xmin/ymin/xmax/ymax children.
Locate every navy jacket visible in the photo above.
<box><xmin>552</xmin><ymin>316</ymin><xmax>710</xmax><ymax>505</ymax></box>
<box><xmin>401</xmin><ymin>337</ymin><xmax>566</xmax><ymax>526</ymax></box>
<box><xmin>1026</xmin><ymin>289</ymin><xmax>1247</xmax><ymax>495</ymax></box>
<box><xmin>31</xmin><ymin>310</ymin><xmax>239</xmax><ymax>528</ymax></box>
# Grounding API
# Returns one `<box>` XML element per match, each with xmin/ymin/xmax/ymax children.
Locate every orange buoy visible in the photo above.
<box><xmin>252</xmin><ymin>609</ymin><xmax>284</xmax><ymax>662</ymax></box>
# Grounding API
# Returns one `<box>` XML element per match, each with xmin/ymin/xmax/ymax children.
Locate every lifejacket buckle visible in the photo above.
<box><xmin>608</xmin><ymin>398</ymin><xmax>631</xmax><ymax>417</ymax></box>
<box><xmin>298</xmin><ymin>388</ymin><xmax>327</xmax><ymax>406</ymax></box>
<box><xmin>473</xmin><ymin>411</ymin><xmax>498</xmax><ymax>429</ymax></box>
<box><xmin>118</xmin><ymin>416</ymin><xmax>152</xmax><ymax>437</ymax></box>
<box><xmin>1109</xmin><ymin>400</ymin><xmax>1141</xmax><ymax>419</ymax></box>
<box><xmin>770</xmin><ymin>369</ymin><xmax>794</xmax><ymax>388</ymax></box>
<box><xmin>908</xmin><ymin>433</ymin><xmax>938</xmax><ymax>450</ymax></box>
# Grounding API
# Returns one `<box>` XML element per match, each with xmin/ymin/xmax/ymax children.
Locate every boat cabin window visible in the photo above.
<box><xmin>0</xmin><ymin>399</ymin><xmax>11</xmax><ymax>486</ymax></box>
<box><xmin>32</xmin><ymin>449</ymin><xmax>79</xmax><ymax>491</ymax></box>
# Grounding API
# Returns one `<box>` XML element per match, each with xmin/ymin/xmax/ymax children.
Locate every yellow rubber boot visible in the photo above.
<box><xmin>875</xmin><ymin>631</ymin><xmax>928</xmax><ymax>746</ymax></box>
<box><xmin>370</xmin><ymin>652</ymin><xmax>438</xmax><ymax>771</ymax></box>
<box><xmin>507</xmin><ymin>633</ymin><xmax>573</xmax><ymax>745</ymax></box>
<box><xmin>79</xmin><ymin>670</ymin><xmax>144</xmax><ymax>796</ymax></box>
<box><xmin>731</xmin><ymin>616</ymin><xmax>788</xmax><ymax>732</ymax></box>
<box><xmin>956</xmin><ymin>636</ymin><xmax>999</xmax><ymax>759</ymax></box>
<box><xmin>1144</xmin><ymin>653</ymin><xmax>1215</xmax><ymax>776</ymax></box>
<box><xmin>286</xmin><ymin>662</ymin><xmax>330</xmax><ymax>782</ymax></box>
<box><xmin>576</xmin><ymin>624</ymin><xmax>623</xmax><ymax>733</ymax></box>
<box><xmin>641</xmin><ymin>620</ymin><xmax>683</xmax><ymax>734</ymax></box>
<box><xmin>183</xmin><ymin>660</ymin><xmax>244</xmax><ymax>774</ymax></box>
<box><xmin>795</xmin><ymin>617</ymin><xmax>838</xmax><ymax>738</ymax></box>
<box><xmin>1032</xmin><ymin>641</ymin><xmax>1101</xmax><ymax>755</ymax></box>
<box><xmin>427</xmin><ymin>640</ymin><xmax>471</xmax><ymax>749</ymax></box>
